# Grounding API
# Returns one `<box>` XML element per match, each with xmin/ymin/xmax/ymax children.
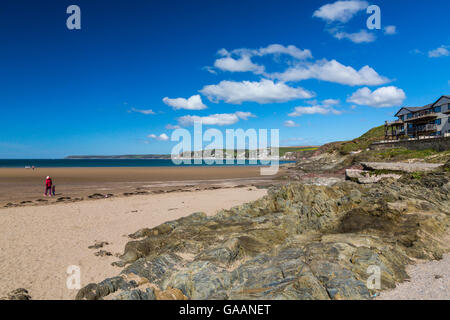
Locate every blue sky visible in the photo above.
<box><xmin>0</xmin><ymin>0</ymin><xmax>449</xmax><ymax>158</ymax></box>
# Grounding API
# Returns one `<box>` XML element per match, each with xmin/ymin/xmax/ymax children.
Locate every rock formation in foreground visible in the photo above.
<box><xmin>0</xmin><ymin>288</ymin><xmax>31</xmax><ymax>300</ymax></box>
<box><xmin>76</xmin><ymin>169</ymin><xmax>449</xmax><ymax>300</ymax></box>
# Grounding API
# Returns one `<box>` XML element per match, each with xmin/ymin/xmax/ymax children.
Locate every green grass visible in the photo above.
<box><xmin>317</xmin><ymin>125</ymin><xmax>386</xmax><ymax>155</ymax></box>
<box><xmin>277</xmin><ymin>147</ymin><xmax>318</xmax><ymax>157</ymax></box>
<box><xmin>373</xmin><ymin>148</ymin><xmax>438</xmax><ymax>159</ymax></box>
<box><xmin>411</xmin><ymin>172</ymin><xmax>423</xmax><ymax>179</ymax></box>
<box><xmin>352</xmin><ymin>148</ymin><xmax>450</xmax><ymax>163</ymax></box>
<box><xmin>311</xmin><ymin>124</ymin><xmax>450</xmax><ymax>163</ymax></box>
<box><xmin>338</xmin><ymin>125</ymin><xmax>385</xmax><ymax>154</ymax></box>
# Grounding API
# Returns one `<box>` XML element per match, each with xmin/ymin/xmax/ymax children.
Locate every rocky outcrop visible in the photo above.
<box><xmin>0</xmin><ymin>288</ymin><xmax>31</xmax><ymax>300</ymax></box>
<box><xmin>77</xmin><ymin>173</ymin><xmax>450</xmax><ymax>300</ymax></box>
<box><xmin>294</xmin><ymin>151</ymin><xmax>355</xmax><ymax>173</ymax></box>
<box><xmin>361</xmin><ymin>162</ymin><xmax>443</xmax><ymax>173</ymax></box>
<box><xmin>345</xmin><ymin>169</ymin><xmax>402</xmax><ymax>184</ymax></box>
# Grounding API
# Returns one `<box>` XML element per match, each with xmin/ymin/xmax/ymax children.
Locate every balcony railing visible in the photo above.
<box><xmin>404</xmin><ymin>111</ymin><xmax>437</xmax><ymax>122</ymax></box>
<box><xmin>386</xmin><ymin>129</ymin><xmax>405</xmax><ymax>136</ymax></box>
<box><xmin>407</xmin><ymin>124</ymin><xmax>437</xmax><ymax>135</ymax></box>
<box><xmin>386</xmin><ymin>119</ymin><xmax>404</xmax><ymax>126</ymax></box>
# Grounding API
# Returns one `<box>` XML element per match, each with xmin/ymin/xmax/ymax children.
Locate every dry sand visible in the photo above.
<box><xmin>377</xmin><ymin>254</ymin><xmax>450</xmax><ymax>300</ymax></box>
<box><xmin>0</xmin><ymin>187</ymin><xmax>267</xmax><ymax>300</ymax></box>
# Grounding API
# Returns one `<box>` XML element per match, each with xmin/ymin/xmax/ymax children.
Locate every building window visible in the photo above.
<box><xmin>407</xmin><ymin>113</ymin><xmax>412</xmax><ymax>119</ymax></box>
<box><xmin>434</xmin><ymin>106</ymin><xmax>441</xmax><ymax>113</ymax></box>
<box><xmin>435</xmin><ymin>119</ymin><xmax>441</xmax><ymax>125</ymax></box>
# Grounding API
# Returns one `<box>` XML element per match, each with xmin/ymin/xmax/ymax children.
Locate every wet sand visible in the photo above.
<box><xmin>0</xmin><ymin>166</ymin><xmax>279</xmax><ymax>207</ymax></box>
<box><xmin>0</xmin><ymin>187</ymin><xmax>268</xmax><ymax>300</ymax></box>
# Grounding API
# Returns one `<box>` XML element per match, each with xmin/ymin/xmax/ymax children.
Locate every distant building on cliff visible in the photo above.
<box><xmin>385</xmin><ymin>95</ymin><xmax>450</xmax><ymax>140</ymax></box>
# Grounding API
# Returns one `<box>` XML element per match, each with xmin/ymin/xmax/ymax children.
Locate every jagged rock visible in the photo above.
<box><xmin>95</xmin><ymin>250</ymin><xmax>113</xmax><ymax>257</ymax></box>
<box><xmin>345</xmin><ymin>169</ymin><xmax>402</xmax><ymax>184</ymax></box>
<box><xmin>88</xmin><ymin>193</ymin><xmax>105</xmax><ymax>199</ymax></box>
<box><xmin>443</xmin><ymin>160</ymin><xmax>450</xmax><ymax>172</ymax></box>
<box><xmin>77</xmin><ymin>173</ymin><xmax>450</xmax><ymax>300</ymax></box>
<box><xmin>0</xmin><ymin>288</ymin><xmax>31</xmax><ymax>300</ymax></box>
<box><xmin>361</xmin><ymin>162</ymin><xmax>443</xmax><ymax>173</ymax></box>
<box><xmin>88</xmin><ymin>241</ymin><xmax>109</xmax><ymax>249</ymax></box>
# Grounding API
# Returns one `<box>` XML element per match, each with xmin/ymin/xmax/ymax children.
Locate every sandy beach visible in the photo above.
<box><xmin>377</xmin><ymin>254</ymin><xmax>450</xmax><ymax>300</ymax></box>
<box><xmin>0</xmin><ymin>186</ymin><xmax>267</xmax><ymax>300</ymax></box>
<box><xmin>0</xmin><ymin>166</ymin><xmax>279</xmax><ymax>207</ymax></box>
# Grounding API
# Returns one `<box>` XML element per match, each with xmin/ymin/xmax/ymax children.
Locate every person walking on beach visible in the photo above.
<box><xmin>44</xmin><ymin>176</ymin><xmax>53</xmax><ymax>196</ymax></box>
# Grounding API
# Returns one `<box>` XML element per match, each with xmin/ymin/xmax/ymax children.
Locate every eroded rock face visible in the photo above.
<box><xmin>77</xmin><ymin>173</ymin><xmax>450</xmax><ymax>300</ymax></box>
<box><xmin>345</xmin><ymin>169</ymin><xmax>402</xmax><ymax>184</ymax></box>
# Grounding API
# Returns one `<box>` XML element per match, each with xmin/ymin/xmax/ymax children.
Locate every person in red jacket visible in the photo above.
<box><xmin>44</xmin><ymin>176</ymin><xmax>53</xmax><ymax>196</ymax></box>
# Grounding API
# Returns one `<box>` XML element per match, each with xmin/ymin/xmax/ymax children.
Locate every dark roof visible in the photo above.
<box><xmin>394</xmin><ymin>95</ymin><xmax>449</xmax><ymax>117</ymax></box>
<box><xmin>406</xmin><ymin>105</ymin><xmax>432</xmax><ymax>111</ymax></box>
<box><xmin>394</xmin><ymin>105</ymin><xmax>430</xmax><ymax>116</ymax></box>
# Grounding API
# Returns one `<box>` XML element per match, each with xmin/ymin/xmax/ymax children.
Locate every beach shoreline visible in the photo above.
<box><xmin>0</xmin><ymin>166</ymin><xmax>283</xmax><ymax>208</ymax></box>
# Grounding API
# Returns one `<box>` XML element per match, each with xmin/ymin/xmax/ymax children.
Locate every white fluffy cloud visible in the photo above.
<box><xmin>384</xmin><ymin>25</ymin><xmax>397</xmax><ymax>35</ymax></box>
<box><xmin>200</xmin><ymin>79</ymin><xmax>314</xmax><ymax>104</ymax></box>
<box><xmin>347</xmin><ymin>86</ymin><xmax>406</xmax><ymax>107</ymax></box>
<box><xmin>272</xmin><ymin>59</ymin><xmax>389</xmax><ymax>86</ymax></box>
<box><xmin>313</xmin><ymin>0</ymin><xmax>368</xmax><ymax>23</ymax></box>
<box><xmin>129</xmin><ymin>107</ymin><xmax>155</xmax><ymax>115</ymax></box>
<box><xmin>178</xmin><ymin>111</ymin><xmax>255</xmax><ymax>126</ymax></box>
<box><xmin>214</xmin><ymin>55</ymin><xmax>265</xmax><ymax>74</ymax></box>
<box><xmin>234</xmin><ymin>111</ymin><xmax>256</xmax><ymax>120</ymax></box>
<box><xmin>333</xmin><ymin>29</ymin><xmax>376</xmax><ymax>43</ymax></box>
<box><xmin>284</xmin><ymin>120</ymin><xmax>299</xmax><ymax>127</ymax></box>
<box><xmin>289</xmin><ymin>104</ymin><xmax>342</xmax><ymax>116</ymax></box>
<box><xmin>428</xmin><ymin>45</ymin><xmax>450</xmax><ymax>58</ymax></box>
<box><xmin>210</xmin><ymin>44</ymin><xmax>312</xmax><ymax>74</ymax></box>
<box><xmin>220</xmin><ymin>44</ymin><xmax>312</xmax><ymax>61</ymax></box>
<box><xmin>165</xmin><ymin>124</ymin><xmax>181</xmax><ymax>130</ymax></box>
<box><xmin>162</xmin><ymin>94</ymin><xmax>207</xmax><ymax>110</ymax></box>
<box><xmin>147</xmin><ymin>133</ymin><xmax>169</xmax><ymax>141</ymax></box>
<box><xmin>322</xmin><ymin>98</ymin><xmax>340</xmax><ymax>105</ymax></box>
<box><xmin>255</xmin><ymin>44</ymin><xmax>312</xmax><ymax>60</ymax></box>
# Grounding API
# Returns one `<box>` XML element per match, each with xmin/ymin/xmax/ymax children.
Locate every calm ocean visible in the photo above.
<box><xmin>0</xmin><ymin>159</ymin><xmax>294</xmax><ymax>168</ymax></box>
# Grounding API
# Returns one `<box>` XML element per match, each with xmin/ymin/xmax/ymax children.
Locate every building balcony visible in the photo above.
<box><xmin>404</xmin><ymin>111</ymin><xmax>438</xmax><ymax>122</ymax></box>
<box><xmin>386</xmin><ymin>129</ymin><xmax>405</xmax><ymax>136</ymax></box>
<box><xmin>407</xmin><ymin>124</ymin><xmax>437</xmax><ymax>135</ymax></box>
<box><xmin>386</xmin><ymin>119</ymin><xmax>404</xmax><ymax>126</ymax></box>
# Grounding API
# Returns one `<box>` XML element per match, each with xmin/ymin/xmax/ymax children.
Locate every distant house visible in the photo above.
<box><xmin>385</xmin><ymin>95</ymin><xmax>450</xmax><ymax>140</ymax></box>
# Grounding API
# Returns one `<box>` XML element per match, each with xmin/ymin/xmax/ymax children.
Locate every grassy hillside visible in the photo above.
<box><xmin>318</xmin><ymin>125</ymin><xmax>385</xmax><ymax>155</ymax></box>
<box><xmin>314</xmin><ymin>124</ymin><xmax>450</xmax><ymax>163</ymax></box>
<box><xmin>278</xmin><ymin>146</ymin><xmax>318</xmax><ymax>157</ymax></box>
<box><xmin>338</xmin><ymin>125</ymin><xmax>386</xmax><ymax>154</ymax></box>
<box><xmin>356</xmin><ymin>148</ymin><xmax>450</xmax><ymax>163</ymax></box>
